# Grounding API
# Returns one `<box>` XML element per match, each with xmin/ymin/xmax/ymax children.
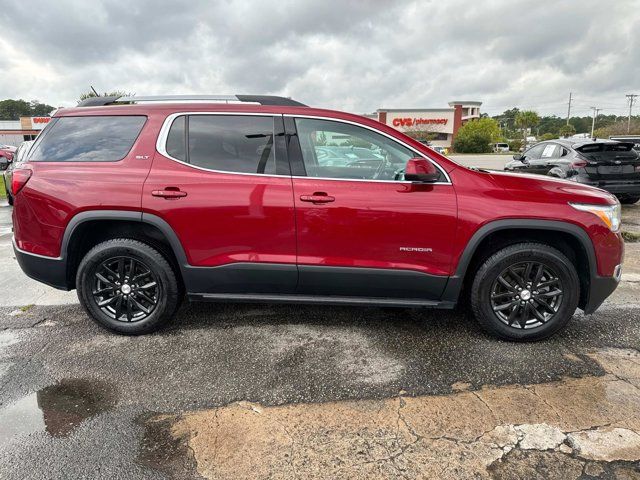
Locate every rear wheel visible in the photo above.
<box><xmin>618</xmin><ymin>195</ymin><xmax>639</xmax><ymax>205</ymax></box>
<box><xmin>76</xmin><ymin>239</ymin><xmax>181</xmax><ymax>334</ymax></box>
<box><xmin>470</xmin><ymin>243</ymin><xmax>580</xmax><ymax>341</ymax></box>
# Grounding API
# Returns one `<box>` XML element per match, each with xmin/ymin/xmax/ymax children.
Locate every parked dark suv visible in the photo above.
<box><xmin>11</xmin><ymin>95</ymin><xmax>624</xmax><ymax>341</ymax></box>
<box><xmin>505</xmin><ymin>139</ymin><xmax>640</xmax><ymax>204</ymax></box>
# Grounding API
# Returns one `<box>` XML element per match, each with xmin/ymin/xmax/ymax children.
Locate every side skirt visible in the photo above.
<box><xmin>188</xmin><ymin>292</ymin><xmax>456</xmax><ymax>309</ymax></box>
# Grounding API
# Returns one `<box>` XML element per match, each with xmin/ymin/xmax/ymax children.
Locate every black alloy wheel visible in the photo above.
<box><xmin>470</xmin><ymin>242</ymin><xmax>580</xmax><ymax>341</ymax></box>
<box><xmin>490</xmin><ymin>261</ymin><xmax>563</xmax><ymax>329</ymax></box>
<box><xmin>93</xmin><ymin>256</ymin><xmax>160</xmax><ymax>323</ymax></box>
<box><xmin>77</xmin><ymin>238</ymin><xmax>181</xmax><ymax>334</ymax></box>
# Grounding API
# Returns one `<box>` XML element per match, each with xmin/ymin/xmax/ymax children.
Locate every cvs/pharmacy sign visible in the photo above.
<box><xmin>392</xmin><ymin>117</ymin><xmax>449</xmax><ymax>128</ymax></box>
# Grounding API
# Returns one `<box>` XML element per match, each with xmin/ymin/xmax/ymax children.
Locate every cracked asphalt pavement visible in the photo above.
<box><xmin>1</xmin><ymin>198</ymin><xmax>640</xmax><ymax>479</ymax></box>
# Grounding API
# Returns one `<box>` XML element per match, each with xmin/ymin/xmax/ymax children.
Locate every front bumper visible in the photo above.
<box><xmin>582</xmin><ymin>268</ymin><xmax>621</xmax><ymax>314</ymax></box>
<box><xmin>13</xmin><ymin>239</ymin><xmax>70</xmax><ymax>290</ymax></box>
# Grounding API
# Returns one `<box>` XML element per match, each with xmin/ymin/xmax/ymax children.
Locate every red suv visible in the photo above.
<box><xmin>11</xmin><ymin>95</ymin><xmax>624</xmax><ymax>341</ymax></box>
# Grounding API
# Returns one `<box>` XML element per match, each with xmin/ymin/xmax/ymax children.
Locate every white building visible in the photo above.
<box><xmin>371</xmin><ymin>101</ymin><xmax>482</xmax><ymax>148</ymax></box>
<box><xmin>0</xmin><ymin>117</ymin><xmax>51</xmax><ymax>146</ymax></box>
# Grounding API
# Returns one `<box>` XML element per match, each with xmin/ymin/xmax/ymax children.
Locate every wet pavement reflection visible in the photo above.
<box><xmin>0</xmin><ymin>378</ymin><xmax>115</xmax><ymax>444</ymax></box>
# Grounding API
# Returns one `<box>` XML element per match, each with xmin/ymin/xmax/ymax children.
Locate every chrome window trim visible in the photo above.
<box><xmin>156</xmin><ymin>112</ymin><xmax>289</xmax><ymax>178</ymax></box>
<box><xmin>285</xmin><ymin>113</ymin><xmax>452</xmax><ymax>185</ymax></box>
<box><xmin>156</xmin><ymin>111</ymin><xmax>452</xmax><ymax>185</ymax></box>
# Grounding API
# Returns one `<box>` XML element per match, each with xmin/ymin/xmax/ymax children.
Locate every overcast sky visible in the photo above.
<box><xmin>0</xmin><ymin>0</ymin><xmax>638</xmax><ymax>117</ymax></box>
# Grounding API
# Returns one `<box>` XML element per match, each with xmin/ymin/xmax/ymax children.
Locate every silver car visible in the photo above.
<box><xmin>3</xmin><ymin>140</ymin><xmax>34</xmax><ymax>205</ymax></box>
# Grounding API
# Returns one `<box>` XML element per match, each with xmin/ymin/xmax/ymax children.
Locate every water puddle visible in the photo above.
<box><xmin>0</xmin><ymin>378</ymin><xmax>115</xmax><ymax>445</ymax></box>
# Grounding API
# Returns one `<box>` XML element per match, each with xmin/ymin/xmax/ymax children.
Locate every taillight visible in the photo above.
<box><xmin>571</xmin><ymin>159</ymin><xmax>587</xmax><ymax>168</ymax></box>
<box><xmin>11</xmin><ymin>168</ymin><xmax>32</xmax><ymax>196</ymax></box>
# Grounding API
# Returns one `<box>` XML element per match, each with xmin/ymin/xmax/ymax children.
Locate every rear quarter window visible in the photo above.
<box><xmin>29</xmin><ymin>115</ymin><xmax>146</xmax><ymax>162</ymax></box>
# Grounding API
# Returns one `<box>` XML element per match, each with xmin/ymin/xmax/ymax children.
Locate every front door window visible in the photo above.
<box><xmin>294</xmin><ymin>118</ymin><xmax>441</xmax><ymax>182</ymax></box>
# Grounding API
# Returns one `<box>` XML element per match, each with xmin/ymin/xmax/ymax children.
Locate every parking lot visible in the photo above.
<box><xmin>2</xmin><ymin>155</ymin><xmax>640</xmax><ymax>479</ymax></box>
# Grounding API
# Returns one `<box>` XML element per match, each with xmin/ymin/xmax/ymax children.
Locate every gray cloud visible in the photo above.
<box><xmin>0</xmin><ymin>0</ymin><xmax>637</xmax><ymax>116</ymax></box>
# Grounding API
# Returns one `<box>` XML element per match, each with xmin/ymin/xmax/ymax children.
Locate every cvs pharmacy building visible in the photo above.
<box><xmin>373</xmin><ymin>101</ymin><xmax>482</xmax><ymax>148</ymax></box>
<box><xmin>0</xmin><ymin>116</ymin><xmax>51</xmax><ymax>145</ymax></box>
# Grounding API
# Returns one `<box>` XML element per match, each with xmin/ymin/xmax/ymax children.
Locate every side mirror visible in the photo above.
<box><xmin>404</xmin><ymin>158</ymin><xmax>439</xmax><ymax>183</ymax></box>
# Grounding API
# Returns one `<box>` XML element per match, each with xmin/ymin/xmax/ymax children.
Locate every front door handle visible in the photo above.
<box><xmin>152</xmin><ymin>188</ymin><xmax>188</xmax><ymax>199</ymax></box>
<box><xmin>300</xmin><ymin>192</ymin><xmax>335</xmax><ymax>204</ymax></box>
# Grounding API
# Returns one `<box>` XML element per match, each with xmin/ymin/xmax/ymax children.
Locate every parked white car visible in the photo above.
<box><xmin>493</xmin><ymin>142</ymin><xmax>509</xmax><ymax>153</ymax></box>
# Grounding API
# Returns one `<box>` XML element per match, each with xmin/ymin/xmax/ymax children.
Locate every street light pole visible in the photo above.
<box><xmin>590</xmin><ymin>107</ymin><xmax>601</xmax><ymax>138</ymax></box>
<box><xmin>626</xmin><ymin>94</ymin><xmax>638</xmax><ymax>134</ymax></box>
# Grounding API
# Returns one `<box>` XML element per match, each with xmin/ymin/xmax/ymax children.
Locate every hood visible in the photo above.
<box><xmin>487</xmin><ymin>170</ymin><xmax>618</xmax><ymax>206</ymax></box>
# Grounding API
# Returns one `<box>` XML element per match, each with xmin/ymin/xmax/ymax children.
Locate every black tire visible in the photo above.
<box><xmin>76</xmin><ymin>239</ymin><xmax>181</xmax><ymax>335</ymax></box>
<box><xmin>7</xmin><ymin>193</ymin><xmax>13</xmax><ymax>205</ymax></box>
<box><xmin>618</xmin><ymin>196</ymin><xmax>639</xmax><ymax>205</ymax></box>
<box><xmin>470</xmin><ymin>243</ymin><xmax>580</xmax><ymax>341</ymax></box>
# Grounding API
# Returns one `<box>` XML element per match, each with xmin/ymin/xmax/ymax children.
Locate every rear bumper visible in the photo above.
<box><xmin>582</xmin><ymin>269</ymin><xmax>621</xmax><ymax>314</ymax></box>
<box><xmin>13</xmin><ymin>238</ymin><xmax>70</xmax><ymax>290</ymax></box>
<box><xmin>579</xmin><ymin>179</ymin><xmax>640</xmax><ymax>195</ymax></box>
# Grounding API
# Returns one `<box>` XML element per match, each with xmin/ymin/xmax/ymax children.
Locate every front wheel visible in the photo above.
<box><xmin>470</xmin><ymin>243</ymin><xmax>580</xmax><ymax>341</ymax></box>
<box><xmin>76</xmin><ymin>239</ymin><xmax>182</xmax><ymax>335</ymax></box>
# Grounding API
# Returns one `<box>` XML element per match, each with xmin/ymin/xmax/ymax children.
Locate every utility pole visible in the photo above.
<box><xmin>626</xmin><ymin>94</ymin><xmax>638</xmax><ymax>134</ymax></box>
<box><xmin>590</xmin><ymin>107</ymin><xmax>601</xmax><ymax>138</ymax></box>
<box><xmin>566</xmin><ymin>92</ymin><xmax>572</xmax><ymax>125</ymax></box>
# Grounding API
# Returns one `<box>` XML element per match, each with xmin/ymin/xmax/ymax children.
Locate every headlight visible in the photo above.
<box><xmin>570</xmin><ymin>202</ymin><xmax>621</xmax><ymax>232</ymax></box>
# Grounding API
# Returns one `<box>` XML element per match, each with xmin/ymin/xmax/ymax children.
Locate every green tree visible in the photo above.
<box><xmin>492</xmin><ymin>108</ymin><xmax>520</xmax><ymax>139</ymax></box>
<box><xmin>537</xmin><ymin>115</ymin><xmax>564</xmax><ymax>137</ymax></box>
<box><xmin>30</xmin><ymin>100</ymin><xmax>55</xmax><ymax>116</ymax></box>
<box><xmin>509</xmin><ymin>139</ymin><xmax>522</xmax><ymax>152</ymax></box>
<box><xmin>559</xmin><ymin>124</ymin><xmax>576</xmax><ymax>137</ymax></box>
<box><xmin>0</xmin><ymin>99</ymin><xmax>54</xmax><ymax>120</ymax></box>
<box><xmin>515</xmin><ymin>110</ymin><xmax>540</xmax><ymax>149</ymax></box>
<box><xmin>539</xmin><ymin>133</ymin><xmax>556</xmax><ymax>141</ymax></box>
<box><xmin>0</xmin><ymin>99</ymin><xmax>31</xmax><ymax>119</ymax></box>
<box><xmin>594</xmin><ymin>119</ymin><xmax>640</xmax><ymax>138</ymax></box>
<box><xmin>570</xmin><ymin>117</ymin><xmax>590</xmax><ymax>134</ymax></box>
<box><xmin>452</xmin><ymin>118</ymin><xmax>501</xmax><ymax>153</ymax></box>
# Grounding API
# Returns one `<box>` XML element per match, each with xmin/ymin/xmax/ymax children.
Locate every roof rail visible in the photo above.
<box><xmin>77</xmin><ymin>94</ymin><xmax>307</xmax><ymax>107</ymax></box>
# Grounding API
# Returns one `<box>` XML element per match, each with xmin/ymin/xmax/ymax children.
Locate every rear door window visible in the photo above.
<box><xmin>29</xmin><ymin>116</ymin><xmax>146</xmax><ymax>162</ymax></box>
<box><xmin>187</xmin><ymin>115</ymin><xmax>276</xmax><ymax>174</ymax></box>
<box><xmin>164</xmin><ymin>115</ymin><xmax>277</xmax><ymax>175</ymax></box>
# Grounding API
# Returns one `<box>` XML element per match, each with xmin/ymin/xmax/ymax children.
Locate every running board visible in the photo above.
<box><xmin>188</xmin><ymin>293</ymin><xmax>455</xmax><ymax>308</ymax></box>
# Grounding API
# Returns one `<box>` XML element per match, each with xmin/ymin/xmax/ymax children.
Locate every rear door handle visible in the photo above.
<box><xmin>300</xmin><ymin>193</ymin><xmax>335</xmax><ymax>204</ymax></box>
<box><xmin>152</xmin><ymin>188</ymin><xmax>188</xmax><ymax>199</ymax></box>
